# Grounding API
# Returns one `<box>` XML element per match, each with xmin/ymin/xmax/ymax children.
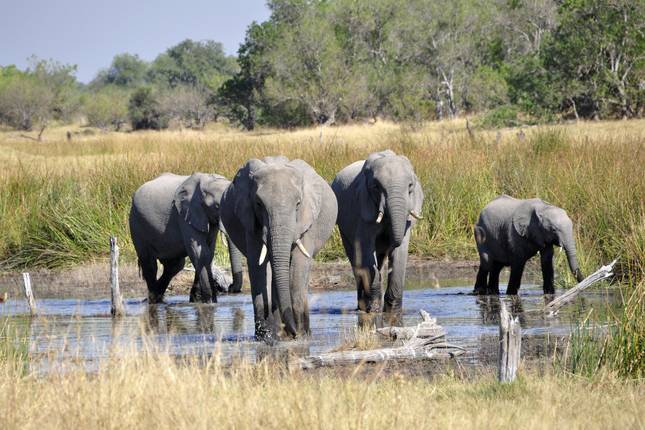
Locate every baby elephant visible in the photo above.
<box><xmin>129</xmin><ymin>172</ymin><xmax>244</xmax><ymax>304</ymax></box>
<box><xmin>474</xmin><ymin>195</ymin><xmax>584</xmax><ymax>295</ymax></box>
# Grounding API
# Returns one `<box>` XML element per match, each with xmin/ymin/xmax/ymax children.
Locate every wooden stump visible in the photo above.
<box><xmin>498</xmin><ymin>300</ymin><xmax>521</xmax><ymax>383</ymax></box>
<box><xmin>110</xmin><ymin>236</ymin><xmax>125</xmax><ymax>317</ymax></box>
<box><xmin>22</xmin><ymin>272</ymin><xmax>38</xmax><ymax>316</ymax></box>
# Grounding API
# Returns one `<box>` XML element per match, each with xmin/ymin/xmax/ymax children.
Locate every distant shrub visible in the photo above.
<box><xmin>478</xmin><ymin>105</ymin><xmax>523</xmax><ymax>129</ymax></box>
<box><xmin>128</xmin><ymin>87</ymin><xmax>168</xmax><ymax>130</ymax></box>
<box><xmin>85</xmin><ymin>88</ymin><xmax>129</xmax><ymax>131</ymax></box>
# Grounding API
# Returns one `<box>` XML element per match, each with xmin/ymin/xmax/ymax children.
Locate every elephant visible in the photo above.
<box><xmin>129</xmin><ymin>172</ymin><xmax>244</xmax><ymax>304</ymax></box>
<box><xmin>473</xmin><ymin>195</ymin><xmax>585</xmax><ymax>295</ymax></box>
<box><xmin>332</xmin><ymin>150</ymin><xmax>424</xmax><ymax>313</ymax></box>
<box><xmin>220</xmin><ymin>156</ymin><xmax>337</xmax><ymax>341</ymax></box>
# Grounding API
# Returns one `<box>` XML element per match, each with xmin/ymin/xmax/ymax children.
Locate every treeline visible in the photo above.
<box><xmin>0</xmin><ymin>0</ymin><xmax>642</xmax><ymax>135</ymax></box>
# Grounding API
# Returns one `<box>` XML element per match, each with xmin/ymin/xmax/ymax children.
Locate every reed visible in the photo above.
<box><xmin>0</xmin><ymin>119</ymin><xmax>643</xmax><ymax>284</ymax></box>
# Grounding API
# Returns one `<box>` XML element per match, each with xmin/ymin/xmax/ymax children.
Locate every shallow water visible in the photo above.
<box><xmin>0</xmin><ymin>280</ymin><xmax>619</xmax><ymax>372</ymax></box>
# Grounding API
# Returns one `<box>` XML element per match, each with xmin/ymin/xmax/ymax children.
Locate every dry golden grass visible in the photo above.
<box><xmin>0</xmin><ymin>118</ymin><xmax>643</xmax><ymax>280</ymax></box>
<box><xmin>0</xmin><ymin>344</ymin><xmax>643</xmax><ymax>430</ymax></box>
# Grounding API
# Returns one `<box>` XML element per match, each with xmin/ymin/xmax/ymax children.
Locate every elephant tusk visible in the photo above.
<box><xmin>258</xmin><ymin>243</ymin><xmax>268</xmax><ymax>265</ymax></box>
<box><xmin>376</xmin><ymin>211</ymin><xmax>384</xmax><ymax>224</ymax></box>
<box><xmin>295</xmin><ymin>239</ymin><xmax>312</xmax><ymax>259</ymax></box>
<box><xmin>410</xmin><ymin>210</ymin><xmax>424</xmax><ymax>220</ymax></box>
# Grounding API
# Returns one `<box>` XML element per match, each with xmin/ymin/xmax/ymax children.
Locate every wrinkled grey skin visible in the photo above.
<box><xmin>221</xmin><ymin>156</ymin><xmax>338</xmax><ymax>341</ymax></box>
<box><xmin>129</xmin><ymin>172</ymin><xmax>244</xmax><ymax>304</ymax></box>
<box><xmin>332</xmin><ymin>150</ymin><xmax>424</xmax><ymax>313</ymax></box>
<box><xmin>474</xmin><ymin>195</ymin><xmax>585</xmax><ymax>295</ymax></box>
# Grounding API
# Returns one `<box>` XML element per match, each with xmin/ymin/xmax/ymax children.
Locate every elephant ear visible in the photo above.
<box><xmin>512</xmin><ymin>202</ymin><xmax>546</xmax><ymax>248</ymax></box>
<box><xmin>174</xmin><ymin>173</ymin><xmax>210</xmax><ymax>233</ymax></box>
<box><xmin>358</xmin><ymin>170</ymin><xmax>379</xmax><ymax>223</ymax></box>
<box><xmin>232</xmin><ymin>159</ymin><xmax>266</xmax><ymax>232</ymax></box>
<box><xmin>289</xmin><ymin>160</ymin><xmax>322</xmax><ymax>236</ymax></box>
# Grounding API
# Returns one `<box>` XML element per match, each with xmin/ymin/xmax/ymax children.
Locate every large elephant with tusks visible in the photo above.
<box><xmin>220</xmin><ymin>156</ymin><xmax>337</xmax><ymax>341</ymax></box>
<box><xmin>332</xmin><ymin>150</ymin><xmax>424</xmax><ymax>313</ymax></box>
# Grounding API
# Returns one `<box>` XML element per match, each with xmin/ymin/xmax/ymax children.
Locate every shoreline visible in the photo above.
<box><xmin>0</xmin><ymin>258</ymin><xmax>481</xmax><ymax>300</ymax></box>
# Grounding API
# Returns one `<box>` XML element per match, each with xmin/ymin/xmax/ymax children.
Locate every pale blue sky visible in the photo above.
<box><xmin>0</xmin><ymin>0</ymin><xmax>270</xmax><ymax>83</ymax></box>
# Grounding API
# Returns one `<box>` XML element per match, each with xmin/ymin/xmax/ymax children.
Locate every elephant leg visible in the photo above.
<box><xmin>507</xmin><ymin>261</ymin><xmax>526</xmax><ymax>295</ymax></box>
<box><xmin>540</xmin><ymin>246</ymin><xmax>555</xmax><ymax>294</ymax></box>
<box><xmin>155</xmin><ymin>257</ymin><xmax>185</xmax><ymax>300</ymax></box>
<box><xmin>185</xmin><ymin>236</ymin><xmax>215</xmax><ymax>303</ymax></box>
<box><xmin>474</xmin><ymin>267</ymin><xmax>489</xmax><ymax>295</ymax></box>
<box><xmin>474</xmin><ymin>251</ymin><xmax>490</xmax><ymax>294</ymax></box>
<box><xmin>351</xmin><ymin>228</ymin><xmax>380</xmax><ymax>312</ymax></box>
<box><xmin>290</xmin><ymin>245</ymin><xmax>312</xmax><ymax>335</ymax></box>
<box><xmin>227</xmin><ymin>236</ymin><xmax>244</xmax><ymax>293</ymax></box>
<box><xmin>246</xmin><ymin>241</ymin><xmax>273</xmax><ymax>341</ymax></box>
<box><xmin>383</xmin><ymin>230</ymin><xmax>410</xmax><ymax>313</ymax></box>
<box><xmin>487</xmin><ymin>261</ymin><xmax>503</xmax><ymax>295</ymax></box>
<box><xmin>140</xmin><ymin>255</ymin><xmax>162</xmax><ymax>304</ymax></box>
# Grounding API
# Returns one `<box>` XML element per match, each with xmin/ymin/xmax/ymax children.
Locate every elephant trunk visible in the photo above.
<box><xmin>386</xmin><ymin>185</ymin><xmax>408</xmax><ymax>248</ymax></box>
<box><xmin>560</xmin><ymin>232</ymin><xmax>584</xmax><ymax>282</ymax></box>
<box><xmin>268</xmin><ymin>221</ymin><xmax>297</xmax><ymax>337</ymax></box>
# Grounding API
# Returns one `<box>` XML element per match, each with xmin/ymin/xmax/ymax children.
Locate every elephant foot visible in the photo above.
<box><xmin>147</xmin><ymin>291</ymin><xmax>165</xmax><ymax>304</ymax></box>
<box><xmin>228</xmin><ymin>272</ymin><xmax>244</xmax><ymax>294</ymax></box>
<box><xmin>255</xmin><ymin>321</ymin><xmax>277</xmax><ymax>345</ymax></box>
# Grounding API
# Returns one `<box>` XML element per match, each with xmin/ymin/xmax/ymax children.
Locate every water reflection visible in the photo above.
<box><xmin>0</xmin><ymin>281</ymin><xmax>620</xmax><ymax>373</ymax></box>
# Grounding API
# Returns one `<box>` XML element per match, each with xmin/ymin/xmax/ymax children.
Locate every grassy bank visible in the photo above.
<box><xmin>0</xmin><ymin>119</ymin><xmax>643</xmax><ymax>282</ymax></box>
<box><xmin>0</xmin><ymin>336</ymin><xmax>642</xmax><ymax>429</ymax></box>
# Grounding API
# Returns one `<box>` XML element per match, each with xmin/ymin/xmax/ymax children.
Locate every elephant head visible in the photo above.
<box><xmin>512</xmin><ymin>200</ymin><xmax>584</xmax><ymax>282</ymax></box>
<box><xmin>173</xmin><ymin>173</ymin><xmax>231</xmax><ymax>233</ymax></box>
<box><xmin>358</xmin><ymin>150</ymin><xmax>424</xmax><ymax>247</ymax></box>
<box><xmin>231</xmin><ymin>157</ymin><xmax>320</xmax><ymax>337</ymax></box>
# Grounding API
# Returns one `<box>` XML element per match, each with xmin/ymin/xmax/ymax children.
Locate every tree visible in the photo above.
<box><xmin>148</xmin><ymin>39</ymin><xmax>238</xmax><ymax>92</ymax></box>
<box><xmin>264</xmin><ymin>5</ymin><xmax>350</xmax><ymax>125</ymax></box>
<box><xmin>84</xmin><ymin>87</ymin><xmax>129</xmax><ymax>130</ymax></box>
<box><xmin>91</xmin><ymin>53</ymin><xmax>148</xmax><ymax>88</ymax></box>
<box><xmin>159</xmin><ymin>85</ymin><xmax>215</xmax><ymax>129</ymax></box>
<box><xmin>128</xmin><ymin>87</ymin><xmax>168</xmax><ymax>130</ymax></box>
<box><xmin>543</xmin><ymin>0</ymin><xmax>644</xmax><ymax>119</ymax></box>
<box><xmin>0</xmin><ymin>74</ymin><xmax>54</xmax><ymax>135</ymax></box>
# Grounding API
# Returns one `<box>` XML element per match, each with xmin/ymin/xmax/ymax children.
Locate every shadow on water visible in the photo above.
<box><xmin>0</xmin><ymin>278</ymin><xmax>620</xmax><ymax>373</ymax></box>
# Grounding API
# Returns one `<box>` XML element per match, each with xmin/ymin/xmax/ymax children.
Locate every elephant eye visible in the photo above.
<box><xmin>408</xmin><ymin>182</ymin><xmax>414</xmax><ymax>194</ymax></box>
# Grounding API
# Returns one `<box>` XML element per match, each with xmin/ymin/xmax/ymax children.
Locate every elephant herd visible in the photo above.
<box><xmin>129</xmin><ymin>149</ymin><xmax>584</xmax><ymax>342</ymax></box>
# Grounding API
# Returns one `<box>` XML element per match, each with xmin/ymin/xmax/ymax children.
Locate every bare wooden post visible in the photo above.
<box><xmin>21</xmin><ymin>272</ymin><xmax>38</xmax><ymax>316</ymax></box>
<box><xmin>498</xmin><ymin>300</ymin><xmax>521</xmax><ymax>383</ymax></box>
<box><xmin>110</xmin><ymin>236</ymin><xmax>125</xmax><ymax>317</ymax></box>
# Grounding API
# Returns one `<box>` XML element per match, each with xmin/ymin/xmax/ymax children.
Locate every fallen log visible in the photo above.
<box><xmin>545</xmin><ymin>259</ymin><xmax>616</xmax><ymax>316</ymax></box>
<box><xmin>293</xmin><ymin>309</ymin><xmax>465</xmax><ymax>370</ymax></box>
<box><xmin>376</xmin><ymin>309</ymin><xmax>445</xmax><ymax>340</ymax></box>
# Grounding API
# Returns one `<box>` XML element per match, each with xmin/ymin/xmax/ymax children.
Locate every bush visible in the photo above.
<box><xmin>128</xmin><ymin>87</ymin><xmax>168</xmax><ymax>130</ymax></box>
<box><xmin>84</xmin><ymin>87</ymin><xmax>129</xmax><ymax>130</ymax></box>
<box><xmin>478</xmin><ymin>105</ymin><xmax>523</xmax><ymax>129</ymax></box>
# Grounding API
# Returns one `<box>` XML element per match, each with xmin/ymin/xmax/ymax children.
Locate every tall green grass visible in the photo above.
<box><xmin>0</xmin><ymin>122</ymin><xmax>643</xmax><ymax>284</ymax></box>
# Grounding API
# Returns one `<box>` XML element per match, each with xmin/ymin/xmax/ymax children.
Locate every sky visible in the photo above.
<box><xmin>0</xmin><ymin>0</ymin><xmax>271</xmax><ymax>83</ymax></box>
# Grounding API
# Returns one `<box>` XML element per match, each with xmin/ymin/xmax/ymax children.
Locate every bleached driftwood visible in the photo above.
<box><xmin>21</xmin><ymin>272</ymin><xmax>38</xmax><ymax>316</ymax></box>
<box><xmin>376</xmin><ymin>309</ymin><xmax>445</xmax><ymax>340</ymax></box>
<box><xmin>545</xmin><ymin>259</ymin><xmax>617</xmax><ymax>316</ymax></box>
<box><xmin>498</xmin><ymin>300</ymin><xmax>521</xmax><ymax>383</ymax></box>
<box><xmin>294</xmin><ymin>309</ymin><xmax>465</xmax><ymax>370</ymax></box>
<box><xmin>110</xmin><ymin>236</ymin><xmax>125</xmax><ymax>317</ymax></box>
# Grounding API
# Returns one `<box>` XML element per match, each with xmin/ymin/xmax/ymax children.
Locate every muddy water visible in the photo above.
<box><xmin>0</xmin><ymin>280</ymin><xmax>619</xmax><ymax>372</ymax></box>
